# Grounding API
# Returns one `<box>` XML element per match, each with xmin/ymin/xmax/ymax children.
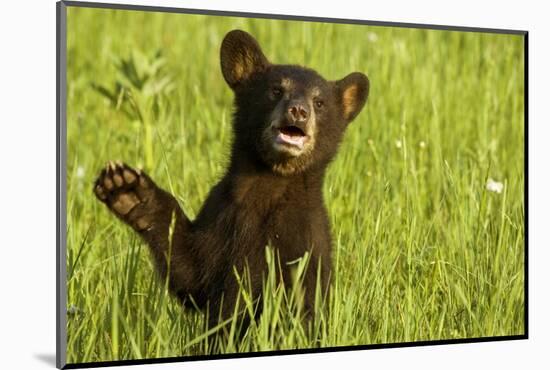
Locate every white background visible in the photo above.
<box><xmin>0</xmin><ymin>0</ymin><xmax>547</xmax><ymax>369</ymax></box>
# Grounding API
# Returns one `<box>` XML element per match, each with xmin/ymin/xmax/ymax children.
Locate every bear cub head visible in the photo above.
<box><xmin>221</xmin><ymin>30</ymin><xmax>369</xmax><ymax>176</ymax></box>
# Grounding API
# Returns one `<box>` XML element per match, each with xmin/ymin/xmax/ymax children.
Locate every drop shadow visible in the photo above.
<box><xmin>34</xmin><ymin>353</ymin><xmax>57</xmax><ymax>367</ymax></box>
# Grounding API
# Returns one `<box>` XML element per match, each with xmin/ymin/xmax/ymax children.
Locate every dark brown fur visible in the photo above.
<box><xmin>94</xmin><ymin>30</ymin><xmax>369</xmax><ymax>336</ymax></box>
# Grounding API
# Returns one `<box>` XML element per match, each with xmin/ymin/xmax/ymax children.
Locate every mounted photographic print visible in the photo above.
<box><xmin>56</xmin><ymin>1</ymin><xmax>527</xmax><ymax>368</ymax></box>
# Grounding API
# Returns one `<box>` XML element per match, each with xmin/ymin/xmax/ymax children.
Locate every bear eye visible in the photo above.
<box><xmin>314</xmin><ymin>99</ymin><xmax>324</xmax><ymax>109</ymax></box>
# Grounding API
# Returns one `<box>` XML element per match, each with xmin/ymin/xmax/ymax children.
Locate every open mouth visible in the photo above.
<box><xmin>275</xmin><ymin>125</ymin><xmax>308</xmax><ymax>150</ymax></box>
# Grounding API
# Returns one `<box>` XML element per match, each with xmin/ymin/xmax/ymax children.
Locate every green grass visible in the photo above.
<box><xmin>65</xmin><ymin>6</ymin><xmax>525</xmax><ymax>364</ymax></box>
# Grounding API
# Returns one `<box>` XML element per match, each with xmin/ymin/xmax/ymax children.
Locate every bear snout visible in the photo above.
<box><xmin>286</xmin><ymin>100</ymin><xmax>309</xmax><ymax>123</ymax></box>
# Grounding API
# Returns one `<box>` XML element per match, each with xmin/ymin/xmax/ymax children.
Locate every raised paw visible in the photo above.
<box><xmin>94</xmin><ymin>161</ymin><xmax>156</xmax><ymax>231</ymax></box>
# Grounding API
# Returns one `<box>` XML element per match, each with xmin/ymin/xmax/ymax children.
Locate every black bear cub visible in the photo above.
<box><xmin>94</xmin><ymin>30</ymin><xmax>369</xmax><ymax>334</ymax></box>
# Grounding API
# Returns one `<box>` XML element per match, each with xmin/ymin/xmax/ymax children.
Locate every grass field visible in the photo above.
<box><xmin>65</xmin><ymin>6</ymin><xmax>525</xmax><ymax>364</ymax></box>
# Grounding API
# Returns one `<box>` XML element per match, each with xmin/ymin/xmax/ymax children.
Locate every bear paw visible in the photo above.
<box><xmin>94</xmin><ymin>161</ymin><xmax>157</xmax><ymax>231</ymax></box>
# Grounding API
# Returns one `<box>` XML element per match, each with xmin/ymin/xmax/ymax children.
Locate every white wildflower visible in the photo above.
<box><xmin>76</xmin><ymin>166</ymin><xmax>85</xmax><ymax>179</ymax></box>
<box><xmin>367</xmin><ymin>32</ymin><xmax>379</xmax><ymax>42</ymax></box>
<box><xmin>395</xmin><ymin>140</ymin><xmax>402</xmax><ymax>149</ymax></box>
<box><xmin>67</xmin><ymin>305</ymin><xmax>82</xmax><ymax>315</ymax></box>
<box><xmin>419</xmin><ymin>141</ymin><xmax>426</xmax><ymax>149</ymax></box>
<box><xmin>486</xmin><ymin>178</ymin><xmax>504</xmax><ymax>194</ymax></box>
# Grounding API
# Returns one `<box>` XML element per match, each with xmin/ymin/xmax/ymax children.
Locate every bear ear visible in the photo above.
<box><xmin>220</xmin><ymin>30</ymin><xmax>270</xmax><ymax>89</ymax></box>
<box><xmin>334</xmin><ymin>72</ymin><xmax>370</xmax><ymax>123</ymax></box>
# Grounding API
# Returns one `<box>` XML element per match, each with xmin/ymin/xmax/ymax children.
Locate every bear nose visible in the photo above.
<box><xmin>287</xmin><ymin>101</ymin><xmax>309</xmax><ymax>123</ymax></box>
